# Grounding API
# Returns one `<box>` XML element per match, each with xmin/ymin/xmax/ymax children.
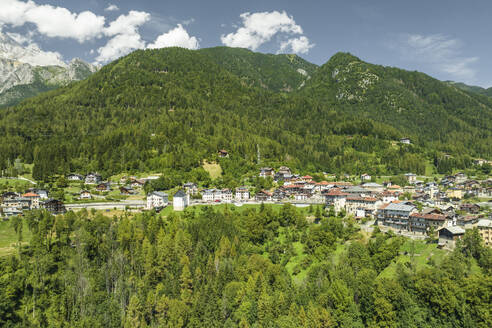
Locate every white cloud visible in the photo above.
<box><xmin>95</xmin><ymin>33</ymin><xmax>145</xmax><ymax>63</ymax></box>
<box><xmin>105</xmin><ymin>4</ymin><xmax>119</xmax><ymax>12</ymax></box>
<box><xmin>0</xmin><ymin>0</ymin><xmax>106</xmax><ymax>42</ymax></box>
<box><xmin>390</xmin><ymin>34</ymin><xmax>478</xmax><ymax>82</ymax></box>
<box><xmin>279</xmin><ymin>36</ymin><xmax>314</xmax><ymax>54</ymax></box>
<box><xmin>104</xmin><ymin>10</ymin><xmax>150</xmax><ymax>37</ymax></box>
<box><xmin>95</xmin><ymin>11</ymin><xmax>150</xmax><ymax>64</ymax></box>
<box><xmin>147</xmin><ymin>24</ymin><xmax>199</xmax><ymax>50</ymax></box>
<box><xmin>221</xmin><ymin>10</ymin><xmax>313</xmax><ymax>53</ymax></box>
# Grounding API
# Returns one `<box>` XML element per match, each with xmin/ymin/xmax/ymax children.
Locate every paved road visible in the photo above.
<box><xmin>66</xmin><ymin>200</ymin><xmax>145</xmax><ymax>211</ymax></box>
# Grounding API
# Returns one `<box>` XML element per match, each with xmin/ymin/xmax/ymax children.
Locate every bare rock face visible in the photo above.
<box><xmin>0</xmin><ymin>32</ymin><xmax>97</xmax><ymax>106</ymax></box>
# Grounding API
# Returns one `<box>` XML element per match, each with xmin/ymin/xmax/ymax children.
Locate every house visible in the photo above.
<box><xmin>79</xmin><ymin>190</ymin><xmax>92</xmax><ymax>200</ymax></box>
<box><xmin>221</xmin><ymin>189</ymin><xmax>233</xmax><ymax>202</ymax></box>
<box><xmin>438</xmin><ymin>226</ymin><xmax>465</xmax><ymax>248</ymax></box>
<box><xmin>377</xmin><ymin>202</ymin><xmax>417</xmax><ymax>231</ymax></box>
<box><xmin>41</xmin><ymin>199</ymin><xmax>66</xmax><ymax>215</ymax></box>
<box><xmin>457</xmin><ymin>215</ymin><xmax>479</xmax><ymax>228</ymax></box>
<box><xmin>295</xmin><ymin>193</ymin><xmax>308</xmax><ymax>201</ymax></box>
<box><xmin>400</xmin><ymin>138</ymin><xmax>411</xmax><ymax>145</ymax></box>
<box><xmin>130</xmin><ymin>178</ymin><xmax>145</xmax><ymax>189</ymax></box>
<box><xmin>218</xmin><ymin>149</ymin><xmax>229</xmax><ymax>158</ymax></box>
<box><xmin>446</xmin><ymin>188</ymin><xmax>463</xmax><ymax>200</ymax></box>
<box><xmin>454</xmin><ymin>172</ymin><xmax>467</xmax><ymax>184</ymax></box>
<box><xmin>183</xmin><ymin>182</ymin><xmax>198</xmax><ymax>195</ymax></box>
<box><xmin>381</xmin><ymin>191</ymin><xmax>399</xmax><ymax>203</ymax></box>
<box><xmin>22</xmin><ymin>192</ymin><xmax>40</xmax><ymax>209</ymax></box>
<box><xmin>345</xmin><ymin>196</ymin><xmax>380</xmax><ymax>218</ymax></box>
<box><xmin>173</xmin><ymin>190</ymin><xmax>189</xmax><ymax>211</ymax></box>
<box><xmin>202</xmin><ymin>189</ymin><xmax>216</xmax><ymax>203</ymax></box>
<box><xmin>460</xmin><ymin>203</ymin><xmax>480</xmax><ymax>214</ymax></box>
<box><xmin>273</xmin><ymin>188</ymin><xmax>286</xmax><ymax>201</ymax></box>
<box><xmin>119</xmin><ymin>186</ymin><xmax>135</xmax><ymax>195</ymax></box>
<box><xmin>85</xmin><ymin>173</ymin><xmax>102</xmax><ymax>184</ymax></box>
<box><xmin>259</xmin><ymin>167</ymin><xmax>275</xmax><ymax>178</ymax></box>
<box><xmin>67</xmin><ymin>174</ymin><xmax>84</xmax><ymax>181</ymax></box>
<box><xmin>32</xmin><ymin>189</ymin><xmax>48</xmax><ymax>199</ymax></box>
<box><xmin>404</xmin><ymin>173</ymin><xmax>417</xmax><ymax>184</ymax></box>
<box><xmin>360</xmin><ymin>173</ymin><xmax>372</xmax><ymax>182</ymax></box>
<box><xmin>146</xmin><ymin>191</ymin><xmax>168</xmax><ymax>210</ymax></box>
<box><xmin>1</xmin><ymin>192</ymin><xmax>19</xmax><ymax>201</ymax></box>
<box><xmin>409</xmin><ymin>213</ymin><xmax>448</xmax><ymax>234</ymax></box>
<box><xmin>361</xmin><ymin>182</ymin><xmax>384</xmax><ymax>193</ymax></box>
<box><xmin>255</xmin><ymin>190</ymin><xmax>272</xmax><ymax>202</ymax></box>
<box><xmin>235</xmin><ymin>187</ymin><xmax>250</xmax><ymax>201</ymax></box>
<box><xmin>274</xmin><ymin>166</ymin><xmax>292</xmax><ymax>182</ymax></box>
<box><xmin>476</xmin><ymin>219</ymin><xmax>492</xmax><ymax>246</ymax></box>
<box><xmin>302</xmin><ymin>175</ymin><xmax>313</xmax><ymax>182</ymax></box>
<box><xmin>96</xmin><ymin>182</ymin><xmax>111</xmax><ymax>192</ymax></box>
<box><xmin>323</xmin><ymin>188</ymin><xmax>349</xmax><ymax>213</ymax></box>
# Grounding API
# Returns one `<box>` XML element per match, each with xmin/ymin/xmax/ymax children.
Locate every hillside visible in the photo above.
<box><xmin>0</xmin><ymin>32</ymin><xmax>97</xmax><ymax>107</ymax></box>
<box><xmin>200</xmin><ymin>47</ymin><xmax>318</xmax><ymax>92</ymax></box>
<box><xmin>0</xmin><ymin>47</ymin><xmax>491</xmax><ymax>181</ymax></box>
<box><xmin>445</xmin><ymin>81</ymin><xmax>492</xmax><ymax>98</ymax></box>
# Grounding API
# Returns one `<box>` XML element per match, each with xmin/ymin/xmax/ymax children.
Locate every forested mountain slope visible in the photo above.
<box><xmin>0</xmin><ymin>47</ymin><xmax>490</xmax><ymax>180</ymax></box>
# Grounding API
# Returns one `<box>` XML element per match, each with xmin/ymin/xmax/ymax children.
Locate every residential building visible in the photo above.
<box><xmin>345</xmin><ymin>196</ymin><xmax>380</xmax><ymax>218</ymax></box>
<box><xmin>259</xmin><ymin>167</ymin><xmax>275</xmax><ymax>178</ymax></box>
<box><xmin>400</xmin><ymin>138</ymin><xmax>411</xmax><ymax>144</ymax></box>
<box><xmin>96</xmin><ymin>183</ymin><xmax>111</xmax><ymax>192</ymax></box>
<box><xmin>22</xmin><ymin>192</ymin><xmax>40</xmax><ymax>209</ymax></box>
<box><xmin>41</xmin><ymin>199</ymin><xmax>66</xmax><ymax>215</ymax></box>
<box><xmin>218</xmin><ymin>149</ymin><xmax>229</xmax><ymax>158</ymax></box>
<box><xmin>85</xmin><ymin>173</ymin><xmax>102</xmax><ymax>184</ymax></box>
<box><xmin>183</xmin><ymin>182</ymin><xmax>198</xmax><ymax>195</ymax></box>
<box><xmin>67</xmin><ymin>174</ymin><xmax>84</xmax><ymax>181</ymax></box>
<box><xmin>362</xmin><ymin>182</ymin><xmax>384</xmax><ymax>193</ymax></box>
<box><xmin>147</xmin><ymin>191</ymin><xmax>169</xmax><ymax>210</ymax></box>
<box><xmin>221</xmin><ymin>189</ymin><xmax>233</xmax><ymax>202</ymax></box>
<box><xmin>360</xmin><ymin>173</ymin><xmax>372</xmax><ymax>181</ymax></box>
<box><xmin>255</xmin><ymin>190</ymin><xmax>272</xmax><ymax>202</ymax></box>
<box><xmin>477</xmin><ymin>219</ymin><xmax>492</xmax><ymax>246</ymax></box>
<box><xmin>377</xmin><ymin>202</ymin><xmax>417</xmax><ymax>230</ymax></box>
<box><xmin>235</xmin><ymin>187</ymin><xmax>250</xmax><ymax>201</ymax></box>
<box><xmin>404</xmin><ymin>173</ymin><xmax>417</xmax><ymax>184</ymax></box>
<box><xmin>460</xmin><ymin>203</ymin><xmax>480</xmax><ymax>214</ymax></box>
<box><xmin>438</xmin><ymin>226</ymin><xmax>465</xmax><ymax>249</ymax></box>
<box><xmin>79</xmin><ymin>190</ymin><xmax>92</xmax><ymax>200</ymax></box>
<box><xmin>446</xmin><ymin>188</ymin><xmax>463</xmax><ymax>199</ymax></box>
<box><xmin>409</xmin><ymin>213</ymin><xmax>447</xmax><ymax>234</ymax></box>
<box><xmin>323</xmin><ymin>188</ymin><xmax>348</xmax><ymax>213</ymax></box>
<box><xmin>173</xmin><ymin>190</ymin><xmax>189</xmax><ymax>211</ymax></box>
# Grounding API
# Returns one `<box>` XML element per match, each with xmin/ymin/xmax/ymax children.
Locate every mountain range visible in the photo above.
<box><xmin>0</xmin><ymin>46</ymin><xmax>490</xmax><ymax>180</ymax></box>
<box><xmin>0</xmin><ymin>32</ymin><xmax>97</xmax><ymax>107</ymax></box>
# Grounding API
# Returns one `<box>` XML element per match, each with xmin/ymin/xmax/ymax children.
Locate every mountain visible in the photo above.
<box><xmin>0</xmin><ymin>32</ymin><xmax>97</xmax><ymax>107</ymax></box>
<box><xmin>199</xmin><ymin>47</ymin><xmax>318</xmax><ymax>92</ymax></box>
<box><xmin>0</xmin><ymin>47</ymin><xmax>490</xmax><ymax>180</ymax></box>
<box><xmin>445</xmin><ymin>81</ymin><xmax>492</xmax><ymax>98</ymax></box>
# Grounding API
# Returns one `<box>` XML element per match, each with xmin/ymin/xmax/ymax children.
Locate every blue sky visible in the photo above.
<box><xmin>1</xmin><ymin>0</ymin><xmax>491</xmax><ymax>87</ymax></box>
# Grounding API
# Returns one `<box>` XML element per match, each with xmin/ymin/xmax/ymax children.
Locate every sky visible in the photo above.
<box><xmin>1</xmin><ymin>0</ymin><xmax>491</xmax><ymax>87</ymax></box>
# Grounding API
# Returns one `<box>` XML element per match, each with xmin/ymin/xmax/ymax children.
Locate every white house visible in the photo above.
<box><xmin>400</xmin><ymin>138</ymin><xmax>411</xmax><ymax>145</ymax></box>
<box><xmin>221</xmin><ymin>189</ymin><xmax>233</xmax><ymax>202</ymax></box>
<box><xmin>235</xmin><ymin>187</ymin><xmax>250</xmax><ymax>201</ymax></box>
<box><xmin>147</xmin><ymin>191</ymin><xmax>168</xmax><ymax>209</ymax></box>
<box><xmin>85</xmin><ymin>173</ymin><xmax>102</xmax><ymax>184</ymax></box>
<box><xmin>79</xmin><ymin>190</ymin><xmax>92</xmax><ymax>200</ymax></box>
<box><xmin>67</xmin><ymin>174</ymin><xmax>84</xmax><ymax>181</ymax></box>
<box><xmin>404</xmin><ymin>173</ymin><xmax>417</xmax><ymax>184</ymax></box>
<box><xmin>360</xmin><ymin>173</ymin><xmax>372</xmax><ymax>182</ymax></box>
<box><xmin>173</xmin><ymin>190</ymin><xmax>189</xmax><ymax>211</ymax></box>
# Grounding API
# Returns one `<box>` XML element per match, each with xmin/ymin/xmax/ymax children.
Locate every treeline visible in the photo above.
<box><xmin>0</xmin><ymin>206</ymin><xmax>490</xmax><ymax>327</ymax></box>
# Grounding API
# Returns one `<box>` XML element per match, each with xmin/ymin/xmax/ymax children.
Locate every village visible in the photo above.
<box><xmin>1</xmin><ymin>162</ymin><xmax>491</xmax><ymax>249</ymax></box>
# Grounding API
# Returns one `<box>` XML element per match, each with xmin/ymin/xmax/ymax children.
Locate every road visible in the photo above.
<box><xmin>65</xmin><ymin>200</ymin><xmax>145</xmax><ymax>211</ymax></box>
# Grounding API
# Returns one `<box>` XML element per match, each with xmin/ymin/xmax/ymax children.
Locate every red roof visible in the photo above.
<box><xmin>347</xmin><ymin>196</ymin><xmax>378</xmax><ymax>202</ymax></box>
<box><xmin>410</xmin><ymin>213</ymin><xmax>446</xmax><ymax>221</ymax></box>
<box><xmin>324</xmin><ymin>188</ymin><xmax>349</xmax><ymax>196</ymax></box>
<box><xmin>302</xmin><ymin>175</ymin><xmax>313</xmax><ymax>179</ymax></box>
<box><xmin>316</xmin><ymin>181</ymin><xmax>330</xmax><ymax>185</ymax></box>
<box><xmin>22</xmin><ymin>192</ymin><xmax>39</xmax><ymax>197</ymax></box>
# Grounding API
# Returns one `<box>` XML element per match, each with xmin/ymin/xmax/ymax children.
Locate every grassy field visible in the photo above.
<box><xmin>0</xmin><ymin>220</ymin><xmax>32</xmax><ymax>257</ymax></box>
<box><xmin>0</xmin><ymin>178</ymin><xmax>33</xmax><ymax>190</ymax></box>
<box><xmin>378</xmin><ymin>240</ymin><xmax>447</xmax><ymax>279</ymax></box>
<box><xmin>202</xmin><ymin>161</ymin><xmax>222</xmax><ymax>179</ymax></box>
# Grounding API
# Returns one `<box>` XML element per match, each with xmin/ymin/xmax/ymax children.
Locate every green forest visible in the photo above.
<box><xmin>0</xmin><ymin>47</ymin><xmax>491</xmax><ymax>182</ymax></box>
<box><xmin>0</xmin><ymin>206</ymin><xmax>490</xmax><ymax>327</ymax></box>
